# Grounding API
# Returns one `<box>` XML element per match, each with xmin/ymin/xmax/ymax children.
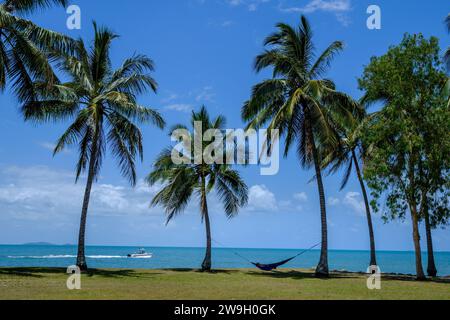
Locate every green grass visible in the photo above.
<box><xmin>0</xmin><ymin>268</ymin><xmax>449</xmax><ymax>300</ymax></box>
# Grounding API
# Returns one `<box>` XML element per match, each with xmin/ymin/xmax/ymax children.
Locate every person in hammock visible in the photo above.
<box><xmin>253</xmin><ymin>257</ymin><xmax>297</xmax><ymax>272</ymax></box>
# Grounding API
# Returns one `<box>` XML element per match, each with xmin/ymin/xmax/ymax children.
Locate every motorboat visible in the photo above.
<box><xmin>127</xmin><ymin>248</ymin><xmax>152</xmax><ymax>258</ymax></box>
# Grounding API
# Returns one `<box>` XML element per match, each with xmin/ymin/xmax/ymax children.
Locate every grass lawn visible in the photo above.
<box><xmin>0</xmin><ymin>268</ymin><xmax>449</xmax><ymax>300</ymax></box>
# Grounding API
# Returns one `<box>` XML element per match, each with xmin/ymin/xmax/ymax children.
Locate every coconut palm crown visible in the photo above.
<box><xmin>0</xmin><ymin>0</ymin><xmax>74</xmax><ymax>102</ymax></box>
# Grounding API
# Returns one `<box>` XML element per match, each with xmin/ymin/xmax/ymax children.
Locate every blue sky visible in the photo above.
<box><xmin>0</xmin><ymin>0</ymin><xmax>449</xmax><ymax>251</ymax></box>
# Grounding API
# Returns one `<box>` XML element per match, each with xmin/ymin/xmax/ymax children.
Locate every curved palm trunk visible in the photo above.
<box><xmin>352</xmin><ymin>150</ymin><xmax>377</xmax><ymax>267</ymax></box>
<box><xmin>76</xmin><ymin>136</ymin><xmax>98</xmax><ymax>271</ymax></box>
<box><xmin>200</xmin><ymin>175</ymin><xmax>212</xmax><ymax>272</ymax></box>
<box><xmin>308</xmin><ymin>126</ymin><xmax>329</xmax><ymax>277</ymax></box>
<box><xmin>424</xmin><ymin>207</ymin><xmax>437</xmax><ymax>277</ymax></box>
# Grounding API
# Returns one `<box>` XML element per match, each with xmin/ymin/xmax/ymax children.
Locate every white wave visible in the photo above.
<box><xmin>7</xmin><ymin>255</ymin><xmax>128</xmax><ymax>259</ymax></box>
<box><xmin>87</xmin><ymin>255</ymin><xmax>127</xmax><ymax>259</ymax></box>
<box><xmin>8</xmin><ymin>255</ymin><xmax>76</xmax><ymax>259</ymax></box>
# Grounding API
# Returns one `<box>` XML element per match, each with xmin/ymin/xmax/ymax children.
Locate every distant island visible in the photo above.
<box><xmin>22</xmin><ymin>242</ymin><xmax>74</xmax><ymax>246</ymax></box>
<box><xmin>22</xmin><ymin>242</ymin><xmax>55</xmax><ymax>246</ymax></box>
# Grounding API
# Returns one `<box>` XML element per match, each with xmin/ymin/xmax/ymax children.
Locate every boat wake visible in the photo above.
<box><xmin>7</xmin><ymin>255</ymin><xmax>129</xmax><ymax>259</ymax></box>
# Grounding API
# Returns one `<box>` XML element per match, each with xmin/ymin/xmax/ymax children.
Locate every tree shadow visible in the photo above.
<box><xmin>245</xmin><ymin>269</ymin><xmax>450</xmax><ymax>284</ymax></box>
<box><xmin>163</xmin><ymin>268</ymin><xmax>238</xmax><ymax>275</ymax></box>
<box><xmin>85</xmin><ymin>269</ymin><xmax>150</xmax><ymax>279</ymax></box>
<box><xmin>381</xmin><ymin>273</ymin><xmax>450</xmax><ymax>284</ymax></box>
<box><xmin>0</xmin><ymin>268</ymin><xmax>163</xmax><ymax>279</ymax></box>
<box><xmin>245</xmin><ymin>269</ymin><xmax>337</xmax><ymax>281</ymax></box>
<box><xmin>0</xmin><ymin>267</ymin><xmax>66</xmax><ymax>278</ymax></box>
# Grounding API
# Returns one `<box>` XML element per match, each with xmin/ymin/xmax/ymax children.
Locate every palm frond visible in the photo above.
<box><xmin>22</xmin><ymin>99</ymin><xmax>78</xmax><ymax>122</ymax></box>
<box><xmin>106</xmin><ymin>112</ymin><xmax>142</xmax><ymax>186</ymax></box>
<box><xmin>215</xmin><ymin>167</ymin><xmax>248</xmax><ymax>217</ymax></box>
<box><xmin>54</xmin><ymin>109</ymin><xmax>90</xmax><ymax>155</ymax></box>
<box><xmin>3</xmin><ymin>0</ymin><xmax>66</xmax><ymax>14</ymax></box>
<box><xmin>111</xmin><ymin>54</ymin><xmax>155</xmax><ymax>81</ymax></box>
<box><xmin>90</xmin><ymin>22</ymin><xmax>118</xmax><ymax>82</ymax></box>
<box><xmin>151</xmin><ymin>167</ymin><xmax>197</xmax><ymax>224</ymax></box>
<box><xmin>309</xmin><ymin>41</ymin><xmax>344</xmax><ymax>78</ymax></box>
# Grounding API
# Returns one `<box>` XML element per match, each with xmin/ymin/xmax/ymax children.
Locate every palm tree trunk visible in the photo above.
<box><xmin>424</xmin><ymin>206</ymin><xmax>437</xmax><ymax>277</ymax></box>
<box><xmin>200</xmin><ymin>175</ymin><xmax>212</xmax><ymax>272</ymax></box>
<box><xmin>76</xmin><ymin>137</ymin><xmax>98</xmax><ymax>271</ymax></box>
<box><xmin>307</xmin><ymin>125</ymin><xmax>329</xmax><ymax>278</ymax></box>
<box><xmin>352</xmin><ymin>150</ymin><xmax>377</xmax><ymax>267</ymax></box>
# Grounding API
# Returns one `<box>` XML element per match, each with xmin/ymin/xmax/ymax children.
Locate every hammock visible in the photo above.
<box><xmin>221</xmin><ymin>241</ymin><xmax>322</xmax><ymax>272</ymax></box>
<box><xmin>252</xmin><ymin>256</ymin><xmax>298</xmax><ymax>271</ymax></box>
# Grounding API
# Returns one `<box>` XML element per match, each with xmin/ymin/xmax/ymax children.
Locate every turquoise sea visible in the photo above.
<box><xmin>1</xmin><ymin>245</ymin><xmax>449</xmax><ymax>276</ymax></box>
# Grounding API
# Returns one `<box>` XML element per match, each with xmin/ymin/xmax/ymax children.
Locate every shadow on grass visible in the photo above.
<box><xmin>245</xmin><ymin>269</ymin><xmax>450</xmax><ymax>284</ymax></box>
<box><xmin>2</xmin><ymin>268</ymin><xmax>448</xmax><ymax>284</ymax></box>
<box><xmin>245</xmin><ymin>270</ymin><xmax>360</xmax><ymax>281</ymax></box>
<box><xmin>381</xmin><ymin>274</ymin><xmax>450</xmax><ymax>284</ymax></box>
<box><xmin>0</xmin><ymin>268</ymin><xmax>163</xmax><ymax>279</ymax></box>
<box><xmin>85</xmin><ymin>269</ymin><xmax>156</xmax><ymax>279</ymax></box>
<box><xmin>163</xmin><ymin>268</ymin><xmax>239</xmax><ymax>275</ymax></box>
<box><xmin>0</xmin><ymin>267</ymin><xmax>66</xmax><ymax>278</ymax></box>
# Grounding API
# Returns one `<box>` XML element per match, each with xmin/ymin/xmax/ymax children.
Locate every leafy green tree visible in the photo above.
<box><xmin>322</xmin><ymin>105</ymin><xmax>378</xmax><ymax>267</ymax></box>
<box><xmin>417</xmin><ymin>105</ymin><xmax>450</xmax><ymax>277</ymax></box>
<box><xmin>22</xmin><ymin>23</ymin><xmax>165</xmax><ymax>270</ymax></box>
<box><xmin>148</xmin><ymin>107</ymin><xmax>248</xmax><ymax>272</ymax></box>
<box><xmin>0</xmin><ymin>0</ymin><xmax>73</xmax><ymax>102</ymax></box>
<box><xmin>359</xmin><ymin>34</ymin><xmax>449</xmax><ymax>280</ymax></box>
<box><xmin>241</xmin><ymin>16</ymin><xmax>357</xmax><ymax>277</ymax></box>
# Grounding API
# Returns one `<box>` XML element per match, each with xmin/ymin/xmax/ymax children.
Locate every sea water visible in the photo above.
<box><xmin>0</xmin><ymin>245</ymin><xmax>449</xmax><ymax>276</ymax></box>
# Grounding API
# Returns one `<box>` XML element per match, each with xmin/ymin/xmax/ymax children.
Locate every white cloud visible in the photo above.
<box><xmin>328</xmin><ymin>197</ymin><xmax>340</xmax><ymax>206</ymax></box>
<box><xmin>327</xmin><ymin>192</ymin><xmax>365</xmax><ymax>215</ymax></box>
<box><xmin>225</xmin><ymin>0</ymin><xmax>270</xmax><ymax>12</ymax></box>
<box><xmin>293</xmin><ymin>192</ymin><xmax>308</xmax><ymax>202</ymax></box>
<box><xmin>343</xmin><ymin>192</ymin><xmax>365</xmax><ymax>215</ymax></box>
<box><xmin>164</xmin><ymin>104</ymin><xmax>193</xmax><ymax>113</ymax></box>
<box><xmin>221</xmin><ymin>20</ymin><xmax>235</xmax><ymax>27</ymax></box>
<box><xmin>280</xmin><ymin>0</ymin><xmax>352</xmax><ymax>26</ymax></box>
<box><xmin>38</xmin><ymin>142</ymin><xmax>71</xmax><ymax>154</ymax></box>
<box><xmin>247</xmin><ymin>184</ymin><xmax>278</xmax><ymax>211</ymax></box>
<box><xmin>195</xmin><ymin>86</ymin><xmax>216</xmax><ymax>103</ymax></box>
<box><xmin>280</xmin><ymin>0</ymin><xmax>350</xmax><ymax>13</ymax></box>
<box><xmin>0</xmin><ymin>166</ymin><xmax>160</xmax><ymax>222</ymax></box>
<box><xmin>248</xmin><ymin>3</ymin><xmax>258</xmax><ymax>11</ymax></box>
<box><xmin>161</xmin><ymin>86</ymin><xmax>216</xmax><ymax>112</ymax></box>
<box><xmin>161</xmin><ymin>93</ymin><xmax>179</xmax><ymax>104</ymax></box>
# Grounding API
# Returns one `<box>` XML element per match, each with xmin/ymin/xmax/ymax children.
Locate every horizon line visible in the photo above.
<box><xmin>1</xmin><ymin>243</ymin><xmax>449</xmax><ymax>254</ymax></box>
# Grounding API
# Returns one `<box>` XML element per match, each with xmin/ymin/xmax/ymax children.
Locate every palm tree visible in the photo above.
<box><xmin>242</xmin><ymin>16</ymin><xmax>358</xmax><ymax>277</ymax></box>
<box><xmin>0</xmin><ymin>0</ymin><xmax>73</xmax><ymax>102</ymax></box>
<box><xmin>21</xmin><ymin>23</ymin><xmax>165</xmax><ymax>271</ymax></box>
<box><xmin>148</xmin><ymin>106</ymin><xmax>248</xmax><ymax>272</ymax></box>
<box><xmin>322</xmin><ymin>105</ymin><xmax>378</xmax><ymax>267</ymax></box>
